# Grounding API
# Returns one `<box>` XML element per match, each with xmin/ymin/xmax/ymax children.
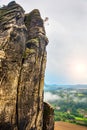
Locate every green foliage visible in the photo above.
<box><xmin>54</xmin><ymin>110</ymin><xmax>75</xmax><ymax>122</ymax></box>
<box><xmin>48</xmin><ymin>88</ymin><xmax>87</xmax><ymax>126</ymax></box>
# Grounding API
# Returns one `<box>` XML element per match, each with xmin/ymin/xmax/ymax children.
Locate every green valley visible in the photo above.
<box><xmin>44</xmin><ymin>85</ymin><xmax>87</xmax><ymax>126</ymax></box>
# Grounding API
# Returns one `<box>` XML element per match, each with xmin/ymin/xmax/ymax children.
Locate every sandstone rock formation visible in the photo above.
<box><xmin>0</xmin><ymin>1</ymin><xmax>53</xmax><ymax>130</ymax></box>
<box><xmin>43</xmin><ymin>102</ymin><xmax>54</xmax><ymax>130</ymax></box>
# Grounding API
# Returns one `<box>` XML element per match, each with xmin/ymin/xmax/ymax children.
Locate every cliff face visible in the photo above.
<box><xmin>0</xmin><ymin>1</ymin><xmax>49</xmax><ymax>130</ymax></box>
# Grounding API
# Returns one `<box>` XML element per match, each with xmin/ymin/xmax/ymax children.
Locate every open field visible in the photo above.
<box><xmin>55</xmin><ymin>121</ymin><xmax>87</xmax><ymax>130</ymax></box>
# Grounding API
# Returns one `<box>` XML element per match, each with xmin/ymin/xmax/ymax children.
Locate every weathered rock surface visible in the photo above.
<box><xmin>0</xmin><ymin>1</ymin><xmax>51</xmax><ymax>130</ymax></box>
<box><xmin>43</xmin><ymin>102</ymin><xmax>54</xmax><ymax>130</ymax></box>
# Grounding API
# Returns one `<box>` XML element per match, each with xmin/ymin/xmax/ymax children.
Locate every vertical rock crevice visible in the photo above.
<box><xmin>16</xmin><ymin>59</ymin><xmax>24</xmax><ymax>130</ymax></box>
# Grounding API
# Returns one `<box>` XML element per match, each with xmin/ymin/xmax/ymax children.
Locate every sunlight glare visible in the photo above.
<box><xmin>75</xmin><ymin>64</ymin><xmax>86</xmax><ymax>74</ymax></box>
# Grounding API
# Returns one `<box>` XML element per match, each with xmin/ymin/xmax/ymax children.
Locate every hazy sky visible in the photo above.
<box><xmin>0</xmin><ymin>0</ymin><xmax>87</xmax><ymax>84</ymax></box>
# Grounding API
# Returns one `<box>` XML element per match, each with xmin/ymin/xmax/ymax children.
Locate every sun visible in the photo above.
<box><xmin>75</xmin><ymin>63</ymin><xmax>86</xmax><ymax>74</ymax></box>
<box><xmin>69</xmin><ymin>60</ymin><xmax>87</xmax><ymax>83</ymax></box>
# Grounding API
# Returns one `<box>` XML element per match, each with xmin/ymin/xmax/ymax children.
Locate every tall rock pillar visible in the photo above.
<box><xmin>0</xmin><ymin>2</ymin><xmax>48</xmax><ymax>130</ymax></box>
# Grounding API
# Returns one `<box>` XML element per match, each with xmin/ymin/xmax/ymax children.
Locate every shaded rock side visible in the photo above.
<box><xmin>0</xmin><ymin>1</ymin><xmax>48</xmax><ymax>130</ymax></box>
<box><xmin>43</xmin><ymin>102</ymin><xmax>54</xmax><ymax>130</ymax></box>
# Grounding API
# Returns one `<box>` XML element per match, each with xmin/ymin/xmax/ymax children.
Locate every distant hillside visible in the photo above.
<box><xmin>44</xmin><ymin>83</ymin><xmax>87</xmax><ymax>91</ymax></box>
<box><xmin>55</xmin><ymin>121</ymin><xmax>87</xmax><ymax>130</ymax></box>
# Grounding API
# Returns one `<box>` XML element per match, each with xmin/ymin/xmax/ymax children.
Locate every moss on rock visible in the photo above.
<box><xmin>26</xmin><ymin>38</ymin><xmax>39</xmax><ymax>48</ymax></box>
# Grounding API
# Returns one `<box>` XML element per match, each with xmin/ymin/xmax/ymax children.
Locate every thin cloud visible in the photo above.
<box><xmin>44</xmin><ymin>92</ymin><xmax>61</xmax><ymax>102</ymax></box>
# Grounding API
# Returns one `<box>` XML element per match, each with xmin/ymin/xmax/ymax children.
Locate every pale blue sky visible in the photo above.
<box><xmin>0</xmin><ymin>0</ymin><xmax>87</xmax><ymax>84</ymax></box>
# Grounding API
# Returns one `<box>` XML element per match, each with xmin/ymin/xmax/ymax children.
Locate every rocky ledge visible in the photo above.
<box><xmin>0</xmin><ymin>1</ymin><xmax>54</xmax><ymax>130</ymax></box>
